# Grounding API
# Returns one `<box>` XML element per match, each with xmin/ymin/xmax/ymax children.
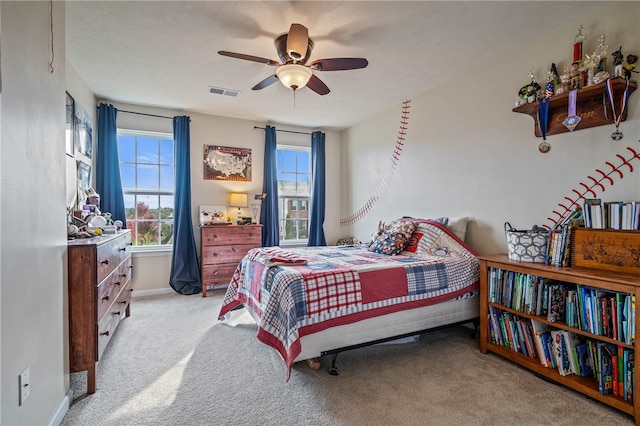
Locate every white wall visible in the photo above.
<box><xmin>343</xmin><ymin>2</ymin><xmax>640</xmax><ymax>254</ymax></box>
<box><xmin>1</xmin><ymin>2</ymin><xmax>69</xmax><ymax>425</ymax></box>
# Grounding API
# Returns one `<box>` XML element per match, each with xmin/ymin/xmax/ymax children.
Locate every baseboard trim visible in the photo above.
<box><xmin>132</xmin><ymin>287</ymin><xmax>175</xmax><ymax>298</ymax></box>
<box><xmin>49</xmin><ymin>389</ymin><xmax>73</xmax><ymax>426</ymax></box>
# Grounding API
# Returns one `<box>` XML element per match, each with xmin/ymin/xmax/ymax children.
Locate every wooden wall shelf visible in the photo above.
<box><xmin>513</xmin><ymin>77</ymin><xmax>637</xmax><ymax>138</ymax></box>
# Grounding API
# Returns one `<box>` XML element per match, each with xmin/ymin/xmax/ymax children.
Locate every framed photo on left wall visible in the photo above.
<box><xmin>65</xmin><ymin>92</ymin><xmax>75</xmax><ymax>156</ymax></box>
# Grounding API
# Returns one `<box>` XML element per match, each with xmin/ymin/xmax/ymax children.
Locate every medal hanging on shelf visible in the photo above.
<box><xmin>538</xmin><ymin>97</ymin><xmax>551</xmax><ymax>154</ymax></box>
<box><xmin>605</xmin><ymin>77</ymin><xmax>629</xmax><ymax>141</ymax></box>
<box><xmin>563</xmin><ymin>90</ymin><xmax>581</xmax><ymax>132</ymax></box>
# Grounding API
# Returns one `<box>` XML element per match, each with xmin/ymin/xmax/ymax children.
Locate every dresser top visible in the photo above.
<box><xmin>68</xmin><ymin>229</ymin><xmax>131</xmax><ymax>247</ymax></box>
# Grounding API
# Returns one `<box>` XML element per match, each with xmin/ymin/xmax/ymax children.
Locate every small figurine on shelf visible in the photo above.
<box><xmin>612</xmin><ymin>48</ymin><xmax>624</xmax><ymax>77</ymax></box>
<box><xmin>569</xmin><ymin>61</ymin><xmax>581</xmax><ymax>91</ymax></box>
<box><xmin>623</xmin><ymin>54</ymin><xmax>638</xmax><ymax>81</ymax></box>
<box><xmin>103</xmin><ymin>212</ymin><xmax>113</xmax><ymax>225</ymax></box>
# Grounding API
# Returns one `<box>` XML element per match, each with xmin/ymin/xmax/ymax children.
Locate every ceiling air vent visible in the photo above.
<box><xmin>209</xmin><ymin>86</ymin><xmax>240</xmax><ymax>97</ymax></box>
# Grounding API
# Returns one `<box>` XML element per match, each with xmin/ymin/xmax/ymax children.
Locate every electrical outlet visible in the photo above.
<box><xmin>18</xmin><ymin>367</ymin><xmax>30</xmax><ymax>406</ymax></box>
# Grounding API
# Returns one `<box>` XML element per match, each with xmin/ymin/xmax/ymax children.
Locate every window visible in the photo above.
<box><xmin>117</xmin><ymin>130</ymin><xmax>174</xmax><ymax>248</ymax></box>
<box><xmin>276</xmin><ymin>146</ymin><xmax>311</xmax><ymax>243</ymax></box>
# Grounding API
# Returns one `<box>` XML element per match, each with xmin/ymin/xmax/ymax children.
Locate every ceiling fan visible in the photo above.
<box><xmin>218</xmin><ymin>23</ymin><xmax>368</xmax><ymax>95</ymax></box>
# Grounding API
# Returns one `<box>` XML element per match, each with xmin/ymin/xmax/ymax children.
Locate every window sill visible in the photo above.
<box><xmin>132</xmin><ymin>246</ymin><xmax>172</xmax><ymax>258</ymax></box>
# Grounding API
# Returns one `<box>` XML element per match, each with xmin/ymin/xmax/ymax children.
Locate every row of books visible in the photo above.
<box><xmin>583</xmin><ymin>198</ymin><xmax>640</xmax><ymax>230</ymax></box>
<box><xmin>488</xmin><ymin>307</ymin><xmax>634</xmax><ymax>400</ymax></box>
<box><xmin>546</xmin><ymin>206</ymin><xmax>583</xmax><ymax>266</ymax></box>
<box><xmin>564</xmin><ymin>285</ymin><xmax>635</xmax><ymax>345</ymax></box>
<box><xmin>487</xmin><ymin>268</ymin><xmax>635</xmax><ymax>344</ymax></box>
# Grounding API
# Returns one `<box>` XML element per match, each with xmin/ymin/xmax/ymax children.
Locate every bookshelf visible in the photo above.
<box><xmin>479</xmin><ymin>254</ymin><xmax>640</xmax><ymax>421</ymax></box>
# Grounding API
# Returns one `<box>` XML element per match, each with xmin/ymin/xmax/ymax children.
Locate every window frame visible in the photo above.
<box><xmin>117</xmin><ymin>128</ymin><xmax>175</xmax><ymax>253</ymax></box>
<box><xmin>276</xmin><ymin>144</ymin><xmax>312</xmax><ymax>245</ymax></box>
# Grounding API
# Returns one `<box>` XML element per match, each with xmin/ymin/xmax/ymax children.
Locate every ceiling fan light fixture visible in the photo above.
<box><xmin>276</xmin><ymin>64</ymin><xmax>312</xmax><ymax>90</ymax></box>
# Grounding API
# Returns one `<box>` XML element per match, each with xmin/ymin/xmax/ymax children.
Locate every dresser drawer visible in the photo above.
<box><xmin>202</xmin><ymin>225</ymin><xmax>262</xmax><ymax>246</ymax></box>
<box><xmin>202</xmin><ymin>243</ymin><xmax>260</xmax><ymax>265</ymax></box>
<box><xmin>202</xmin><ymin>263</ymin><xmax>239</xmax><ymax>284</ymax></box>
<box><xmin>96</xmin><ymin>233</ymin><xmax>132</xmax><ymax>283</ymax></box>
<box><xmin>97</xmin><ymin>279</ymin><xmax>132</xmax><ymax>359</ymax></box>
<box><xmin>97</xmin><ymin>257</ymin><xmax>132</xmax><ymax>322</ymax></box>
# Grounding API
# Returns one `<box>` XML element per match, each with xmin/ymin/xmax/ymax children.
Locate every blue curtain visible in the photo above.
<box><xmin>169</xmin><ymin>116</ymin><xmax>201</xmax><ymax>295</ymax></box>
<box><xmin>260</xmin><ymin>125</ymin><xmax>280</xmax><ymax>247</ymax></box>
<box><xmin>96</xmin><ymin>103</ymin><xmax>126</xmax><ymax>228</ymax></box>
<box><xmin>308</xmin><ymin>131</ymin><xmax>327</xmax><ymax>246</ymax></box>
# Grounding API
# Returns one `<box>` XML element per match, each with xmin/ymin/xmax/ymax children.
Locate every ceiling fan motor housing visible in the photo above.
<box><xmin>275</xmin><ymin>33</ymin><xmax>314</xmax><ymax>64</ymax></box>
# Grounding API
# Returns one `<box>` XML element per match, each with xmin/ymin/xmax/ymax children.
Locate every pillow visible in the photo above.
<box><xmin>447</xmin><ymin>216</ymin><xmax>469</xmax><ymax>241</ymax></box>
<box><xmin>369</xmin><ymin>231</ymin><xmax>408</xmax><ymax>255</ymax></box>
<box><xmin>403</xmin><ymin>232</ymin><xmax>423</xmax><ymax>253</ymax></box>
<box><xmin>368</xmin><ymin>219</ymin><xmax>419</xmax><ymax>255</ymax></box>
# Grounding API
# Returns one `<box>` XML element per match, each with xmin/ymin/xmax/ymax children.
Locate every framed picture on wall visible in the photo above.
<box><xmin>76</xmin><ymin>160</ymin><xmax>91</xmax><ymax>208</ymax></box>
<box><xmin>74</xmin><ymin>101</ymin><xmax>93</xmax><ymax>158</ymax></box>
<box><xmin>65</xmin><ymin>92</ymin><xmax>75</xmax><ymax>157</ymax></box>
<box><xmin>203</xmin><ymin>145</ymin><xmax>252</xmax><ymax>182</ymax></box>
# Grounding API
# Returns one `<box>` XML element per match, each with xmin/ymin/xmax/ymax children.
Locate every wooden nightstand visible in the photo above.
<box><xmin>200</xmin><ymin>224</ymin><xmax>262</xmax><ymax>297</ymax></box>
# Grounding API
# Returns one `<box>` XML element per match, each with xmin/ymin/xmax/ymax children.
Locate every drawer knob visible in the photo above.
<box><xmin>120</xmin><ymin>274</ymin><xmax>127</xmax><ymax>278</ymax></box>
<box><xmin>127</xmin><ymin>242</ymin><xmax>132</xmax><ymax>246</ymax></box>
<box><xmin>120</xmin><ymin>247</ymin><xmax>127</xmax><ymax>252</ymax></box>
<box><xmin>100</xmin><ymin>331</ymin><xmax>110</xmax><ymax>336</ymax></box>
<box><xmin>113</xmin><ymin>311</ymin><xmax>121</xmax><ymax>315</ymax></box>
<box><xmin>102</xmin><ymin>295</ymin><xmax>109</xmax><ymax>301</ymax></box>
<box><xmin>101</xmin><ymin>259</ymin><xmax>109</xmax><ymax>265</ymax></box>
<box><xmin>120</xmin><ymin>301</ymin><xmax>127</xmax><ymax>305</ymax></box>
<box><xmin>115</xmin><ymin>281</ymin><xmax>121</xmax><ymax>286</ymax></box>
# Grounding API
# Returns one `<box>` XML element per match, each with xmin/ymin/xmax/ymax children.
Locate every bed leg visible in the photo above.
<box><xmin>470</xmin><ymin>318</ymin><xmax>480</xmax><ymax>339</ymax></box>
<box><xmin>328</xmin><ymin>353</ymin><xmax>340</xmax><ymax>376</ymax></box>
<box><xmin>306</xmin><ymin>358</ymin><xmax>321</xmax><ymax>371</ymax></box>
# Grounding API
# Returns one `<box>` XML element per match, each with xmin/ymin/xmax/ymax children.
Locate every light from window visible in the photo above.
<box><xmin>118</xmin><ymin>130</ymin><xmax>174</xmax><ymax>247</ymax></box>
<box><xmin>276</xmin><ymin>147</ymin><xmax>310</xmax><ymax>243</ymax></box>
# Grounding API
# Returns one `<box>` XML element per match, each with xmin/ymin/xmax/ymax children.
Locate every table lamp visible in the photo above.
<box><xmin>228</xmin><ymin>192</ymin><xmax>248</xmax><ymax>221</ymax></box>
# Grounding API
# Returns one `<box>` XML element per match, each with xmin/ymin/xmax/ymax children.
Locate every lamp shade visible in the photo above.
<box><xmin>276</xmin><ymin>64</ymin><xmax>312</xmax><ymax>90</ymax></box>
<box><xmin>228</xmin><ymin>192</ymin><xmax>248</xmax><ymax>208</ymax></box>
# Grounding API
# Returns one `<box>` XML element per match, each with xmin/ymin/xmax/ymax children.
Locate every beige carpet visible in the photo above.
<box><xmin>62</xmin><ymin>290</ymin><xmax>634</xmax><ymax>426</ymax></box>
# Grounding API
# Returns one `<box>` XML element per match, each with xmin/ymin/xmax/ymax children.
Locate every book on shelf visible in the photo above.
<box><xmin>625</xmin><ymin>350</ymin><xmax>634</xmax><ymax>401</ymax></box>
<box><xmin>598</xmin><ymin>342</ymin><xmax>617</xmax><ymax>395</ymax></box>
<box><xmin>551</xmin><ymin>330</ymin><xmax>572</xmax><ymax>376</ymax></box>
<box><xmin>531</xmin><ymin>320</ymin><xmax>552</xmax><ymax>367</ymax></box>
<box><xmin>576</xmin><ymin>342</ymin><xmax>593</xmax><ymax>378</ymax></box>
<box><xmin>582</xmin><ymin>198</ymin><xmax>602</xmax><ymax>229</ymax></box>
<box><xmin>547</xmin><ymin>284</ymin><xmax>565</xmax><ymax>323</ymax></box>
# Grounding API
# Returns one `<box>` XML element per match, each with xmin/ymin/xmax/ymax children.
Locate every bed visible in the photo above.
<box><xmin>218</xmin><ymin>218</ymin><xmax>480</xmax><ymax>379</ymax></box>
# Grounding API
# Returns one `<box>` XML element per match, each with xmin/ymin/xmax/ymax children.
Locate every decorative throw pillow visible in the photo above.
<box><xmin>403</xmin><ymin>231</ymin><xmax>424</xmax><ymax>253</ymax></box>
<box><xmin>389</xmin><ymin>219</ymin><xmax>419</xmax><ymax>234</ymax></box>
<box><xmin>369</xmin><ymin>231</ymin><xmax>408</xmax><ymax>255</ymax></box>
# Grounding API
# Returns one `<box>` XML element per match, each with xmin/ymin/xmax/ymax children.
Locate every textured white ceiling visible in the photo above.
<box><xmin>66</xmin><ymin>1</ymin><xmax>602</xmax><ymax>130</ymax></box>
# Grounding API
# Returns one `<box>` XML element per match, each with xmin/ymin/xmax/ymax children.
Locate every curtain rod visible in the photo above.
<box><xmin>253</xmin><ymin>126</ymin><xmax>311</xmax><ymax>135</ymax></box>
<box><xmin>118</xmin><ymin>109</ymin><xmax>173</xmax><ymax>120</ymax></box>
<box><xmin>97</xmin><ymin>106</ymin><xmax>173</xmax><ymax>120</ymax></box>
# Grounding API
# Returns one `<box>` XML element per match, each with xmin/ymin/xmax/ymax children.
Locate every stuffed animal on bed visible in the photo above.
<box><xmin>336</xmin><ymin>236</ymin><xmax>359</xmax><ymax>246</ymax></box>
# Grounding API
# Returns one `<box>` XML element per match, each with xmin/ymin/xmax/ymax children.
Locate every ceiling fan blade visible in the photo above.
<box><xmin>286</xmin><ymin>23</ymin><xmax>309</xmax><ymax>62</ymax></box>
<box><xmin>306</xmin><ymin>74</ymin><xmax>330</xmax><ymax>95</ymax></box>
<box><xmin>252</xmin><ymin>75</ymin><xmax>279</xmax><ymax>90</ymax></box>
<box><xmin>310</xmin><ymin>58</ymin><xmax>368</xmax><ymax>71</ymax></box>
<box><xmin>218</xmin><ymin>51</ymin><xmax>280</xmax><ymax>66</ymax></box>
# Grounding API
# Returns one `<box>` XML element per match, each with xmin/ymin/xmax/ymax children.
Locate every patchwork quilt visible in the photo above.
<box><xmin>218</xmin><ymin>220</ymin><xmax>479</xmax><ymax>380</ymax></box>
